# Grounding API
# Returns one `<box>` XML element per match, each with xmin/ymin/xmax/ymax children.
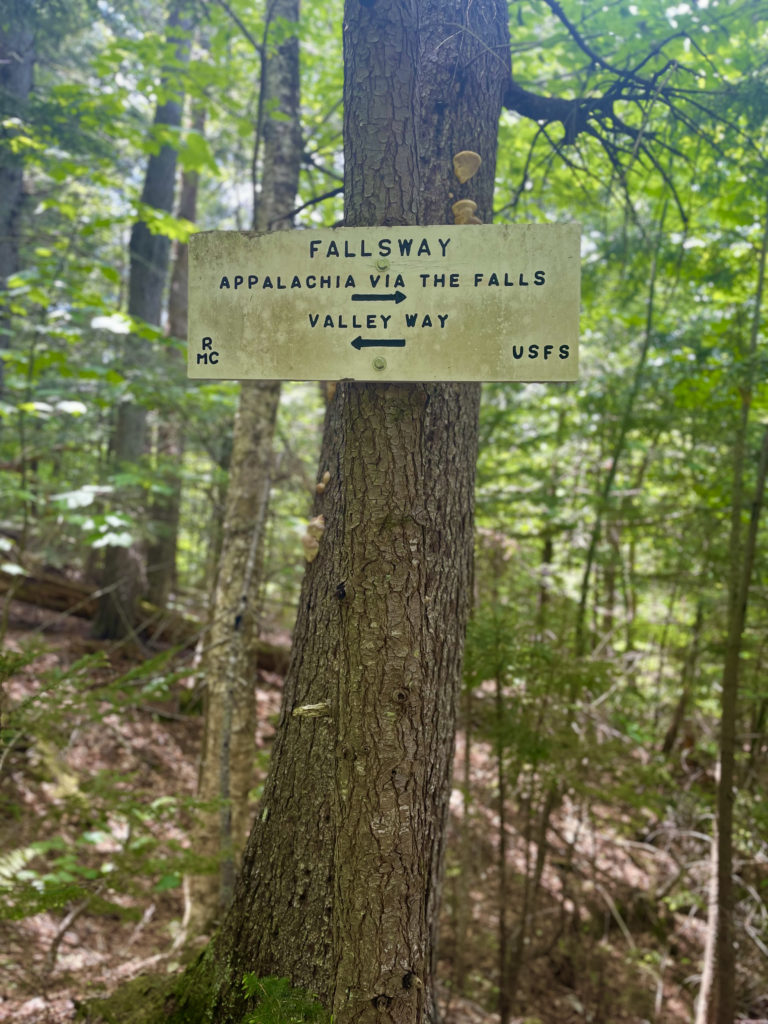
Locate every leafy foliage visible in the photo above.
<box><xmin>0</xmin><ymin>644</ymin><xmax>209</xmax><ymax>929</ymax></box>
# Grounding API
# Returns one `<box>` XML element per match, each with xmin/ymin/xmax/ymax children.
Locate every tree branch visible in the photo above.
<box><xmin>267</xmin><ymin>185</ymin><xmax>343</xmax><ymax>229</ymax></box>
<box><xmin>539</xmin><ymin>0</ymin><xmax>691</xmax><ymax>91</ymax></box>
<box><xmin>206</xmin><ymin>0</ymin><xmax>263</xmax><ymax>55</ymax></box>
<box><xmin>539</xmin><ymin>0</ymin><xmax>621</xmax><ymax>77</ymax></box>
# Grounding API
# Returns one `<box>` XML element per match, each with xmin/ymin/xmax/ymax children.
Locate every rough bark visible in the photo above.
<box><xmin>0</xmin><ymin>1</ymin><xmax>35</xmax><ymax>398</ymax></box>
<box><xmin>93</xmin><ymin>0</ymin><xmax>191</xmax><ymax>639</ymax></box>
<box><xmin>192</xmin><ymin>3</ymin><xmax>510</xmax><ymax>1023</ymax></box>
<box><xmin>183</xmin><ymin>0</ymin><xmax>301</xmax><ymax>936</ymax></box>
<box><xmin>341</xmin><ymin>14</ymin><xmax>506</xmax><ymax>1005</ymax></box>
<box><xmin>253</xmin><ymin>0</ymin><xmax>302</xmax><ymax>236</ymax></box>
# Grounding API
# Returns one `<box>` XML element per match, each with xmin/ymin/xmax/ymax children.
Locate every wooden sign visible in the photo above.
<box><xmin>188</xmin><ymin>224</ymin><xmax>580</xmax><ymax>382</ymax></box>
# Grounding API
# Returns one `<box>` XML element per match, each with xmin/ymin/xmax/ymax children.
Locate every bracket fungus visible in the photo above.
<box><xmin>453</xmin><ymin>150</ymin><xmax>482</xmax><ymax>183</ymax></box>
<box><xmin>451</xmin><ymin>198</ymin><xmax>482</xmax><ymax>225</ymax></box>
<box><xmin>301</xmin><ymin>514</ymin><xmax>325</xmax><ymax>562</ymax></box>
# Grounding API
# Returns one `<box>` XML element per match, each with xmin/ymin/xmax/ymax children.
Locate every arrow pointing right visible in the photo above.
<box><xmin>351</xmin><ymin>291</ymin><xmax>407</xmax><ymax>304</ymax></box>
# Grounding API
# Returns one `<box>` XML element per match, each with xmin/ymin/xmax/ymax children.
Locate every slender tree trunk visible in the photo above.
<box><xmin>709</xmin><ymin>201</ymin><xmax>768</xmax><ymax>1024</ymax></box>
<box><xmin>184</xmin><ymin>380</ymin><xmax>281</xmax><ymax>934</ymax></box>
<box><xmin>93</xmin><ymin>0</ymin><xmax>192</xmax><ymax>639</ymax></box>
<box><xmin>713</xmin><ymin>423</ymin><xmax>768</xmax><ymax>1024</ymax></box>
<box><xmin>147</xmin><ymin>105</ymin><xmax>205</xmax><ymax>607</ymax></box>
<box><xmin>506</xmin><ymin>782</ymin><xmax>556</xmax><ymax>1013</ymax></box>
<box><xmin>599</xmin><ymin>515</ymin><xmax>618</xmax><ymax>646</ymax></box>
<box><xmin>177</xmin><ymin>3</ymin><xmax>510</xmax><ymax>1022</ymax></box>
<box><xmin>537</xmin><ymin>408</ymin><xmax>566</xmax><ymax>633</ymax></box>
<box><xmin>184</xmin><ymin>0</ymin><xmax>302</xmax><ymax>936</ymax></box>
<box><xmin>695</xmin><ymin>831</ymin><xmax>719</xmax><ymax>1024</ymax></box>
<box><xmin>453</xmin><ymin>673</ymin><xmax>474</xmax><ymax>996</ymax></box>
<box><xmin>744</xmin><ymin>649</ymin><xmax>767</xmax><ymax>789</ymax></box>
<box><xmin>661</xmin><ymin>600</ymin><xmax>703</xmax><ymax>757</ymax></box>
<box><xmin>745</xmin><ymin>688</ymin><xmax>768</xmax><ymax>790</ymax></box>
<box><xmin>0</xmin><ymin>2</ymin><xmax>35</xmax><ymax>398</ymax></box>
<box><xmin>574</xmin><ymin>214</ymin><xmax>665</xmax><ymax>656</ymax></box>
<box><xmin>495</xmin><ymin>655</ymin><xmax>510</xmax><ymax>1024</ymax></box>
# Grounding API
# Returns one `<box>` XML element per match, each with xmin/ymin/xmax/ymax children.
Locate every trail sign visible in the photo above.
<box><xmin>188</xmin><ymin>224</ymin><xmax>580</xmax><ymax>382</ymax></box>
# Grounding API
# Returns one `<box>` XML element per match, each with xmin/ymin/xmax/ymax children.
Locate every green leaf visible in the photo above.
<box><xmin>154</xmin><ymin>873</ymin><xmax>181</xmax><ymax>892</ymax></box>
<box><xmin>178</xmin><ymin>131</ymin><xmax>218</xmax><ymax>174</ymax></box>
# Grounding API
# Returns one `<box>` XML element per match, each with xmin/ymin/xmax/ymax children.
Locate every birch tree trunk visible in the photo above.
<box><xmin>695</xmin><ymin>830</ymin><xmax>719</xmax><ymax>1024</ymax></box>
<box><xmin>93</xmin><ymin>0</ymin><xmax>192</xmax><ymax>639</ymax></box>
<box><xmin>183</xmin><ymin>0</ymin><xmax>302</xmax><ymax>936</ymax></box>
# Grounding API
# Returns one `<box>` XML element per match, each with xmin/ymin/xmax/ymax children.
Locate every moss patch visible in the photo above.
<box><xmin>77</xmin><ymin>947</ymin><xmax>216</xmax><ymax>1024</ymax></box>
<box><xmin>76</xmin><ymin>972</ymin><xmax>179</xmax><ymax>1024</ymax></box>
<box><xmin>75</xmin><ymin>956</ymin><xmax>329</xmax><ymax>1024</ymax></box>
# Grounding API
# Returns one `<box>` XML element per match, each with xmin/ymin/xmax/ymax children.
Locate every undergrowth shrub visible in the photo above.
<box><xmin>0</xmin><ymin>640</ymin><xmax>209</xmax><ymax>964</ymax></box>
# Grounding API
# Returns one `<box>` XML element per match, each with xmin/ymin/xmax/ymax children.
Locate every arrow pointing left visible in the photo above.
<box><xmin>351</xmin><ymin>337</ymin><xmax>406</xmax><ymax>350</ymax></box>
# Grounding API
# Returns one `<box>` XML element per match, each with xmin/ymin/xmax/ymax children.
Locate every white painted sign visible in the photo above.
<box><xmin>188</xmin><ymin>224</ymin><xmax>580</xmax><ymax>382</ymax></box>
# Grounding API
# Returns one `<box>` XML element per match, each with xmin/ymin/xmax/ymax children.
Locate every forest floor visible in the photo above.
<box><xmin>0</xmin><ymin>596</ymin><xmax>744</xmax><ymax>1024</ymax></box>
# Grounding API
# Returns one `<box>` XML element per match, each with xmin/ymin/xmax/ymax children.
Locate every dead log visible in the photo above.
<box><xmin>0</xmin><ymin>568</ymin><xmax>290</xmax><ymax>673</ymax></box>
<box><xmin>0</xmin><ymin>566</ymin><xmax>97</xmax><ymax>619</ymax></box>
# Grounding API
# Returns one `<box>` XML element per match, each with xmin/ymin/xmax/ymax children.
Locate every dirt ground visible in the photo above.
<box><xmin>0</xmin><ymin>598</ymin><xmax>749</xmax><ymax>1023</ymax></box>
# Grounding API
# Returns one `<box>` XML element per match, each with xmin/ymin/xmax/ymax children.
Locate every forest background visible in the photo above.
<box><xmin>1</xmin><ymin>0</ymin><xmax>768</xmax><ymax>1022</ymax></box>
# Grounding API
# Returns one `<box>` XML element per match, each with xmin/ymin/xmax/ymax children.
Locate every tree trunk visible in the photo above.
<box><xmin>183</xmin><ymin>0</ymin><xmax>302</xmax><ymax>936</ymax></box>
<box><xmin>713</xmin><ymin>422</ymin><xmax>768</xmax><ymax>1024</ymax></box>
<box><xmin>495</xmin><ymin>660</ymin><xmax>511</xmax><ymax>1024</ymax></box>
<box><xmin>452</xmin><ymin>671</ymin><xmax>474</xmax><ymax>996</ymax></box>
<box><xmin>710</xmin><ymin>201</ymin><xmax>768</xmax><ymax>1024</ymax></box>
<box><xmin>146</xmin><ymin>105</ymin><xmax>205</xmax><ymax>608</ymax></box>
<box><xmin>574</xmin><ymin>215</ymin><xmax>665</xmax><ymax>656</ymax></box>
<box><xmin>184</xmin><ymin>3</ymin><xmax>510</xmax><ymax>1022</ymax></box>
<box><xmin>695</xmin><ymin>832</ymin><xmax>719</xmax><ymax>1024</ymax></box>
<box><xmin>0</xmin><ymin>1</ymin><xmax>35</xmax><ymax>398</ymax></box>
<box><xmin>183</xmin><ymin>380</ymin><xmax>281</xmax><ymax>933</ymax></box>
<box><xmin>93</xmin><ymin>0</ymin><xmax>191</xmax><ymax>639</ymax></box>
<box><xmin>536</xmin><ymin>407</ymin><xmax>566</xmax><ymax>633</ymax></box>
<box><xmin>661</xmin><ymin>600</ymin><xmax>703</xmax><ymax>757</ymax></box>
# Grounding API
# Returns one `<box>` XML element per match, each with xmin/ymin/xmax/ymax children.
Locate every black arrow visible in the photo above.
<box><xmin>351</xmin><ymin>290</ymin><xmax>407</xmax><ymax>304</ymax></box>
<box><xmin>351</xmin><ymin>337</ymin><xmax>406</xmax><ymax>350</ymax></box>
